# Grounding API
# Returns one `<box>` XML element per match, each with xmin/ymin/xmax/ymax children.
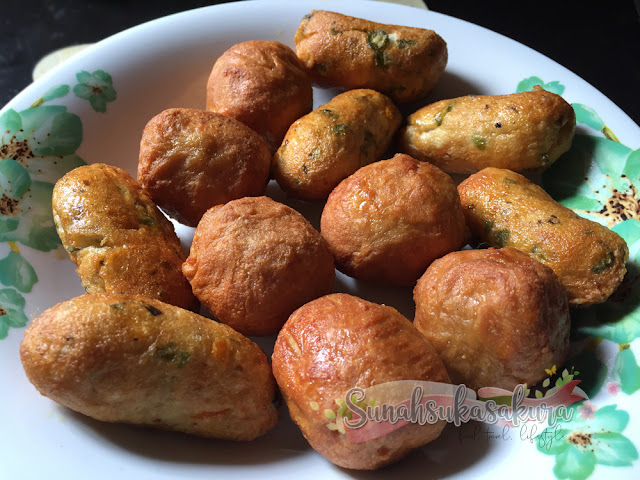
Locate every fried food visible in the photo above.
<box><xmin>458</xmin><ymin>167</ymin><xmax>628</xmax><ymax>305</ymax></box>
<box><xmin>294</xmin><ymin>10</ymin><xmax>447</xmax><ymax>103</ymax></box>
<box><xmin>272</xmin><ymin>293</ymin><xmax>450</xmax><ymax>470</ymax></box>
<box><xmin>206</xmin><ymin>40</ymin><xmax>313</xmax><ymax>153</ymax></box>
<box><xmin>414</xmin><ymin>247</ymin><xmax>570</xmax><ymax>391</ymax></box>
<box><xmin>272</xmin><ymin>88</ymin><xmax>401</xmax><ymax>200</ymax></box>
<box><xmin>399</xmin><ymin>86</ymin><xmax>576</xmax><ymax>174</ymax></box>
<box><xmin>20</xmin><ymin>293</ymin><xmax>279</xmax><ymax>441</ymax></box>
<box><xmin>52</xmin><ymin>163</ymin><xmax>197</xmax><ymax>310</ymax></box>
<box><xmin>137</xmin><ymin>108</ymin><xmax>271</xmax><ymax>227</ymax></box>
<box><xmin>320</xmin><ymin>153</ymin><xmax>466</xmax><ymax>285</ymax></box>
<box><xmin>182</xmin><ymin>196</ymin><xmax>335</xmax><ymax>336</ymax></box>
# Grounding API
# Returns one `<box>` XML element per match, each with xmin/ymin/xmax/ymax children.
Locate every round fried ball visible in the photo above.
<box><xmin>206</xmin><ymin>40</ymin><xmax>313</xmax><ymax>153</ymax></box>
<box><xmin>182</xmin><ymin>196</ymin><xmax>335</xmax><ymax>336</ymax></box>
<box><xmin>320</xmin><ymin>153</ymin><xmax>466</xmax><ymax>286</ymax></box>
<box><xmin>413</xmin><ymin>247</ymin><xmax>571</xmax><ymax>391</ymax></box>
<box><xmin>272</xmin><ymin>293</ymin><xmax>450</xmax><ymax>470</ymax></box>
<box><xmin>138</xmin><ymin>108</ymin><xmax>271</xmax><ymax>227</ymax></box>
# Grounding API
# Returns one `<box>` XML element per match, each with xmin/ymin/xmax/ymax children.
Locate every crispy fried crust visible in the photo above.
<box><xmin>272</xmin><ymin>88</ymin><xmax>402</xmax><ymax>200</ymax></box>
<box><xmin>295</xmin><ymin>10</ymin><xmax>447</xmax><ymax>103</ymax></box>
<box><xmin>414</xmin><ymin>248</ymin><xmax>570</xmax><ymax>391</ymax></box>
<box><xmin>320</xmin><ymin>153</ymin><xmax>466</xmax><ymax>285</ymax></box>
<box><xmin>272</xmin><ymin>293</ymin><xmax>450</xmax><ymax>470</ymax></box>
<box><xmin>182</xmin><ymin>196</ymin><xmax>335</xmax><ymax>336</ymax></box>
<box><xmin>400</xmin><ymin>87</ymin><xmax>576</xmax><ymax>174</ymax></box>
<box><xmin>52</xmin><ymin>163</ymin><xmax>197</xmax><ymax>310</ymax></box>
<box><xmin>457</xmin><ymin>167</ymin><xmax>628</xmax><ymax>305</ymax></box>
<box><xmin>20</xmin><ymin>293</ymin><xmax>279</xmax><ymax>440</ymax></box>
<box><xmin>137</xmin><ymin>108</ymin><xmax>271</xmax><ymax>226</ymax></box>
<box><xmin>206</xmin><ymin>40</ymin><xmax>313</xmax><ymax>153</ymax></box>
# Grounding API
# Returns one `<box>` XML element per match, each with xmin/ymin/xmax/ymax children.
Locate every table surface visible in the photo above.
<box><xmin>1</xmin><ymin>0</ymin><xmax>639</xmax><ymax>127</ymax></box>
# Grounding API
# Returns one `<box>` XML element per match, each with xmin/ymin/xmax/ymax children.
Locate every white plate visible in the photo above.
<box><xmin>1</xmin><ymin>1</ymin><xmax>639</xmax><ymax>479</ymax></box>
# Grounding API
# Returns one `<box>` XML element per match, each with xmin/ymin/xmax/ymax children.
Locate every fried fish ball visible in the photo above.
<box><xmin>20</xmin><ymin>293</ymin><xmax>279</xmax><ymax>440</ymax></box>
<box><xmin>414</xmin><ymin>248</ymin><xmax>570</xmax><ymax>391</ymax></box>
<box><xmin>272</xmin><ymin>89</ymin><xmax>401</xmax><ymax>200</ymax></box>
<box><xmin>400</xmin><ymin>87</ymin><xmax>576</xmax><ymax>174</ymax></box>
<box><xmin>458</xmin><ymin>167</ymin><xmax>629</xmax><ymax>305</ymax></box>
<box><xmin>206</xmin><ymin>40</ymin><xmax>313</xmax><ymax>153</ymax></box>
<box><xmin>295</xmin><ymin>10</ymin><xmax>447</xmax><ymax>103</ymax></box>
<box><xmin>52</xmin><ymin>163</ymin><xmax>197</xmax><ymax>310</ymax></box>
<box><xmin>182</xmin><ymin>196</ymin><xmax>335</xmax><ymax>336</ymax></box>
<box><xmin>137</xmin><ymin>108</ymin><xmax>271</xmax><ymax>227</ymax></box>
<box><xmin>272</xmin><ymin>293</ymin><xmax>450</xmax><ymax>470</ymax></box>
<box><xmin>320</xmin><ymin>153</ymin><xmax>466</xmax><ymax>286</ymax></box>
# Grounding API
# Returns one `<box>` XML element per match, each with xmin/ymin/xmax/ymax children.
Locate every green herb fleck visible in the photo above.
<box><xmin>330</xmin><ymin>22</ymin><xmax>339</xmax><ymax>35</ymax></box>
<box><xmin>434</xmin><ymin>103</ymin><xmax>454</xmax><ymax>126</ymax></box>
<box><xmin>592</xmin><ymin>250</ymin><xmax>615</xmax><ymax>274</ymax></box>
<box><xmin>109</xmin><ymin>302</ymin><xmax>125</xmax><ymax>310</ymax></box>
<box><xmin>367</xmin><ymin>30</ymin><xmax>389</xmax><ymax>51</ymax></box>
<box><xmin>397</xmin><ymin>39</ymin><xmax>417</xmax><ymax>49</ymax></box>
<box><xmin>583</xmin><ymin>230</ymin><xmax>594</xmax><ymax>235</ymax></box>
<box><xmin>504</xmin><ymin>178</ymin><xmax>517</xmax><ymax>185</ymax></box>
<box><xmin>360</xmin><ymin>129</ymin><xmax>376</xmax><ymax>157</ymax></box>
<box><xmin>472</xmin><ymin>134</ymin><xmax>487</xmax><ymax>150</ymax></box>
<box><xmin>155</xmin><ymin>342</ymin><xmax>191</xmax><ymax>368</ymax></box>
<box><xmin>140</xmin><ymin>215</ymin><xmax>156</xmax><ymax>227</ymax></box>
<box><xmin>531</xmin><ymin>245</ymin><xmax>546</xmax><ymax>260</ymax></box>
<box><xmin>315</xmin><ymin>63</ymin><xmax>328</xmax><ymax>73</ymax></box>
<box><xmin>66</xmin><ymin>246</ymin><xmax>82</xmax><ymax>252</ymax></box>
<box><xmin>374</xmin><ymin>50</ymin><xmax>391</xmax><ymax>68</ymax></box>
<box><xmin>333</xmin><ymin>123</ymin><xmax>349</xmax><ymax>136</ymax></box>
<box><xmin>308</xmin><ymin>148</ymin><xmax>320</xmax><ymax>159</ymax></box>
<box><xmin>493</xmin><ymin>229</ymin><xmax>510</xmax><ymax>247</ymax></box>
<box><xmin>320</xmin><ymin>108</ymin><xmax>339</xmax><ymax>120</ymax></box>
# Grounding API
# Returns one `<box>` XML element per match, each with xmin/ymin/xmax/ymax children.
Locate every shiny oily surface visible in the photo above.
<box><xmin>400</xmin><ymin>87</ymin><xmax>576</xmax><ymax>174</ymax></box>
<box><xmin>458</xmin><ymin>167</ymin><xmax>629</xmax><ymax>306</ymax></box>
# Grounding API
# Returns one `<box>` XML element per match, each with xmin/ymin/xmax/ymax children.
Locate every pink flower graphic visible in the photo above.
<box><xmin>606</xmin><ymin>381</ymin><xmax>622</xmax><ymax>396</ymax></box>
<box><xmin>577</xmin><ymin>400</ymin><xmax>598</xmax><ymax>420</ymax></box>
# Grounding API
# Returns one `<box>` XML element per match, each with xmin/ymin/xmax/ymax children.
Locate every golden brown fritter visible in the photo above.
<box><xmin>52</xmin><ymin>163</ymin><xmax>197</xmax><ymax>310</ymax></box>
<box><xmin>400</xmin><ymin>87</ymin><xmax>576</xmax><ymax>174</ymax></box>
<box><xmin>20</xmin><ymin>293</ymin><xmax>279</xmax><ymax>441</ymax></box>
<box><xmin>182</xmin><ymin>196</ymin><xmax>335</xmax><ymax>336</ymax></box>
<box><xmin>457</xmin><ymin>167</ymin><xmax>628</xmax><ymax>306</ymax></box>
<box><xmin>272</xmin><ymin>293</ymin><xmax>450</xmax><ymax>470</ymax></box>
<box><xmin>137</xmin><ymin>108</ymin><xmax>271</xmax><ymax>227</ymax></box>
<box><xmin>320</xmin><ymin>153</ymin><xmax>466</xmax><ymax>286</ymax></box>
<box><xmin>206</xmin><ymin>40</ymin><xmax>313</xmax><ymax>153</ymax></box>
<box><xmin>272</xmin><ymin>88</ymin><xmax>401</xmax><ymax>200</ymax></box>
<box><xmin>295</xmin><ymin>10</ymin><xmax>447</xmax><ymax>103</ymax></box>
<box><xmin>414</xmin><ymin>247</ymin><xmax>570</xmax><ymax>391</ymax></box>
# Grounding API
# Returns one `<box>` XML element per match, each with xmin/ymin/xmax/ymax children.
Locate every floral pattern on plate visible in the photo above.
<box><xmin>0</xmin><ymin>71</ymin><xmax>116</xmax><ymax>338</ymax></box>
<box><xmin>518</xmin><ymin>76</ymin><xmax>639</xmax><ymax>479</ymax></box>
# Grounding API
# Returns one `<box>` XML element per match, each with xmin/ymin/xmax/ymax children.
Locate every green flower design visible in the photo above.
<box><xmin>0</xmin><ymin>106</ymin><xmax>86</xmax><ymax>251</ymax></box>
<box><xmin>0</xmin><ymin>287</ymin><xmax>28</xmax><ymax>339</ymax></box>
<box><xmin>614</xmin><ymin>345</ymin><xmax>640</xmax><ymax>395</ymax></box>
<box><xmin>519</xmin><ymin>76</ymin><xmax>640</xmax><ymax>345</ymax></box>
<box><xmin>73</xmin><ymin>70</ymin><xmax>116</xmax><ymax>113</ymax></box>
<box><xmin>543</xmin><ymin>136</ymin><xmax>640</xmax><ymax>344</ymax></box>
<box><xmin>537</xmin><ymin>404</ymin><xmax>638</xmax><ymax>480</ymax></box>
<box><xmin>516</xmin><ymin>76</ymin><xmax>565</xmax><ymax>95</ymax></box>
<box><xmin>0</xmin><ymin>250</ymin><xmax>37</xmax><ymax>293</ymax></box>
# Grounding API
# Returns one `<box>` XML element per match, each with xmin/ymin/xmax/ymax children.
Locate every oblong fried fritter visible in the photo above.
<box><xmin>20</xmin><ymin>293</ymin><xmax>279</xmax><ymax>441</ymax></box>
